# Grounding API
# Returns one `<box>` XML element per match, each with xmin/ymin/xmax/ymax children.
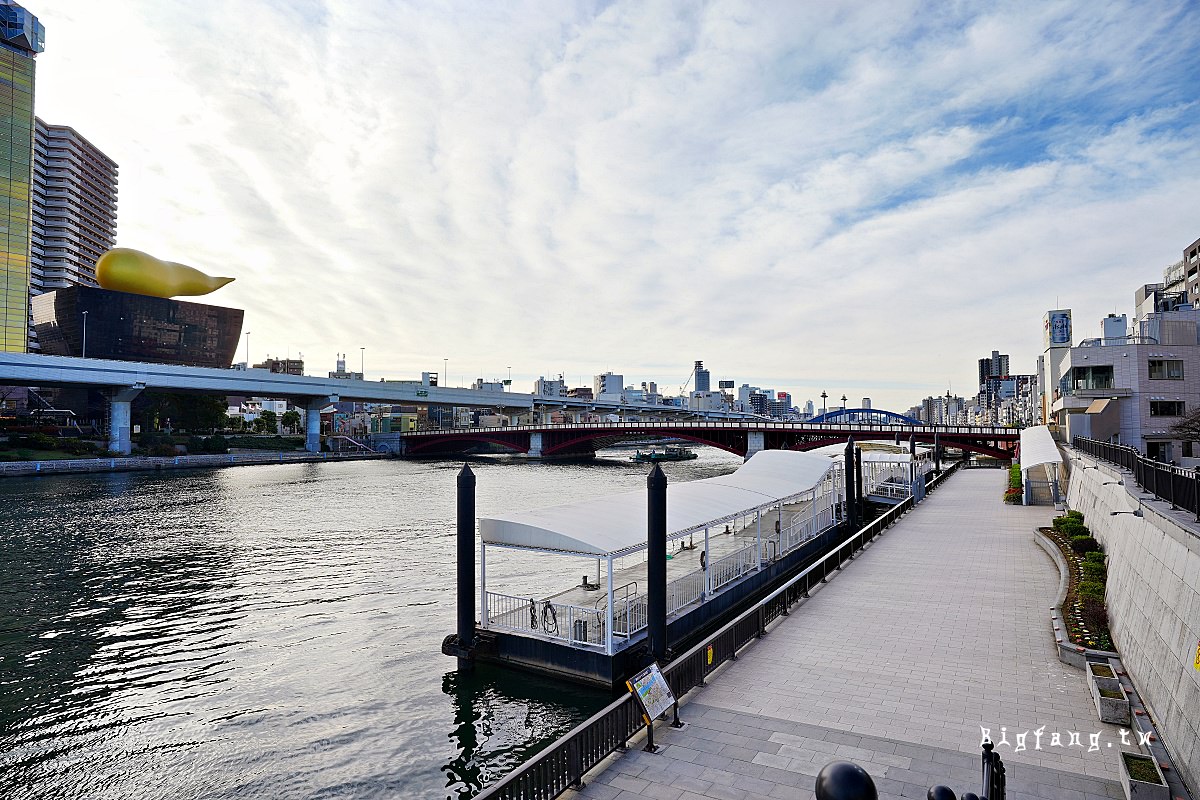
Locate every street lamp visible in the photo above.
<box><xmin>245</xmin><ymin>331</ymin><xmax>251</xmax><ymax>367</ymax></box>
<box><xmin>820</xmin><ymin>391</ymin><xmax>828</xmax><ymax>418</ymax></box>
<box><xmin>444</xmin><ymin>357</ymin><xmax>448</xmax><ymax>387</ymax></box>
<box><xmin>81</xmin><ymin>310</ymin><xmax>88</xmax><ymax>358</ymax></box>
<box><xmin>507</xmin><ymin>365</ymin><xmax>512</xmax><ymax>389</ymax></box>
<box><xmin>360</xmin><ymin>347</ymin><xmax>365</xmax><ymax>380</ymax></box>
<box><xmin>840</xmin><ymin>394</ymin><xmax>847</xmax><ymax>413</ymax></box>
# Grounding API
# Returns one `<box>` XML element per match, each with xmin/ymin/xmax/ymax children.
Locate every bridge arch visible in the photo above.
<box><xmin>807</xmin><ymin>408</ymin><xmax>921</xmax><ymax>425</ymax></box>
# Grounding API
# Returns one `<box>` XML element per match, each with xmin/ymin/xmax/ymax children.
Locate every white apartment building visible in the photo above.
<box><xmin>593</xmin><ymin>371</ymin><xmax>624</xmax><ymax>403</ymax></box>
<box><xmin>1050</xmin><ymin>293</ymin><xmax>1200</xmax><ymax>465</ymax></box>
<box><xmin>29</xmin><ymin>119</ymin><xmax>118</xmax><ymax>347</ymax></box>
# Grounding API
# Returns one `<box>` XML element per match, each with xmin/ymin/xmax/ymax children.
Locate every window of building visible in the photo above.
<box><xmin>1148</xmin><ymin>359</ymin><xmax>1184</xmax><ymax>380</ymax></box>
<box><xmin>1183</xmin><ymin>441</ymin><xmax>1194</xmax><ymax>458</ymax></box>
<box><xmin>1149</xmin><ymin>400</ymin><xmax>1185</xmax><ymax>417</ymax></box>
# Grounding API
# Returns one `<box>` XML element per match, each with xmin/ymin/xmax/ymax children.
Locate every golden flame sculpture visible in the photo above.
<box><xmin>95</xmin><ymin>248</ymin><xmax>234</xmax><ymax>299</ymax></box>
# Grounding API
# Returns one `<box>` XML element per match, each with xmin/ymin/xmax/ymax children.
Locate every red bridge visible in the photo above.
<box><xmin>396</xmin><ymin>421</ymin><xmax>1020</xmax><ymax>460</ymax></box>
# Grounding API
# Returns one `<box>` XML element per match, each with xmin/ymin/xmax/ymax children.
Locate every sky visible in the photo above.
<box><xmin>27</xmin><ymin>0</ymin><xmax>1200</xmax><ymax>413</ymax></box>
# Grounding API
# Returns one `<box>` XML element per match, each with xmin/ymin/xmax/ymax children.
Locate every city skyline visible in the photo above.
<box><xmin>27</xmin><ymin>1</ymin><xmax>1200</xmax><ymax>411</ymax></box>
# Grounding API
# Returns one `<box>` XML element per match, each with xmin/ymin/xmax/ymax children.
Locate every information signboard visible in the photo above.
<box><xmin>627</xmin><ymin>662</ymin><xmax>676</xmax><ymax>722</ymax></box>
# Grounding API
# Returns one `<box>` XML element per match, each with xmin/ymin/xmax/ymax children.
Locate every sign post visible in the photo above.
<box><xmin>627</xmin><ymin>662</ymin><xmax>681</xmax><ymax>752</ymax></box>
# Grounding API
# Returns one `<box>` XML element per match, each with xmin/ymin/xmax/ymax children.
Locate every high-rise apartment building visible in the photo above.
<box><xmin>0</xmin><ymin>1</ymin><xmax>43</xmax><ymax>353</ymax></box>
<box><xmin>30</xmin><ymin>120</ymin><xmax>118</xmax><ymax>293</ymax></box>
<box><xmin>693</xmin><ymin>360</ymin><xmax>710</xmax><ymax>393</ymax></box>
<box><xmin>978</xmin><ymin>350</ymin><xmax>1010</xmax><ymax>389</ymax></box>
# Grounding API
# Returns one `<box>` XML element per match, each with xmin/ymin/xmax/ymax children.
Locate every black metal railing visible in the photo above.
<box><xmin>982</xmin><ymin>740</ymin><xmax>1006</xmax><ymax>800</ymax></box>
<box><xmin>923</xmin><ymin>741</ymin><xmax>1006</xmax><ymax>800</ymax></box>
<box><xmin>475</xmin><ymin>462</ymin><xmax>963</xmax><ymax>799</ymax></box>
<box><xmin>1074</xmin><ymin>437</ymin><xmax>1200</xmax><ymax>520</ymax></box>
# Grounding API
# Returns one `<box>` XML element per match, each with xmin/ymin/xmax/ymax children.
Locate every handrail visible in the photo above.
<box><xmin>1072</xmin><ymin>437</ymin><xmax>1200</xmax><ymax>521</ymax></box>
<box><xmin>402</xmin><ymin>421</ymin><xmax>1017</xmax><ymax>437</ymax></box>
<box><xmin>476</xmin><ymin>461</ymin><xmax>960</xmax><ymax>799</ymax></box>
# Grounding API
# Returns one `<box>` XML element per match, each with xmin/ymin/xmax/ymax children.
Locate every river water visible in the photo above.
<box><xmin>0</xmin><ymin>448</ymin><xmax>743</xmax><ymax>799</ymax></box>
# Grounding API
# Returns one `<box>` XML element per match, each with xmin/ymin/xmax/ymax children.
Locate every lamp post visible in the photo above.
<box><xmin>81</xmin><ymin>310</ymin><xmax>88</xmax><ymax>358</ymax></box>
<box><xmin>360</xmin><ymin>347</ymin><xmax>365</xmax><ymax>380</ymax></box>
<box><xmin>444</xmin><ymin>357</ymin><xmax>448</xmax><ymax>387</ymax></box>
<box><xmin>840</xmin><ymin>394</ymin><xmax>847</xmax><ymax>413</ymax></box>
<box><xmin>507</xmin><ymin>365</ymin><xmax>512</xmax><ymax>390</ymax></box>
<box><xmin>245</xmin><ymin>331</ymin><xmax>250</xmax><ymax>367</ymax></box>
<box><xmin>820</xmin><ymin>391</ymin><xmax>828</xmax><ymax>418</ymax></box>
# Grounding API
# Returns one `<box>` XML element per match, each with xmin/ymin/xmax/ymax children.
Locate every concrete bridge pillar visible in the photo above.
<box><xmin>106</xmin><ymin>386</ymin><xmax>143</xmax><ymax>455</ymax></box>
<box><xmin>528</xmin><ymin>431</ymin><xmax>544</xmax><ymax>458</ymax></box>
<box><xmin>746</xmin><ymin>431</ymin><xmax>765</xmax><ymax>460</ymax></box>
<box><xmin>304</xmin><ymin>396</ymin><xmax>338</xmax><ymax>453</ymax></box>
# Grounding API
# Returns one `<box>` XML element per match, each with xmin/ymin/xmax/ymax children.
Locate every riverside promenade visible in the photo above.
<box><xmin>564</xmin><ymin>469</ymin><xmax>1135</xmax><ymax>800</ymax></box>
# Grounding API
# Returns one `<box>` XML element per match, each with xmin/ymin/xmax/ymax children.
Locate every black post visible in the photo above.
<box><xmin>647</xmin><ymin>464</ymin><xmax>668</xmax><ymax>663</ymax></box>
<box><xmin>844</xmin><ymin>437</ymin><xmax>857</xmax><ymax>530</ymax></box>
<box><xmin>909</xmin><ymin>433</ymin><xmax>917</xmax><ymax>488</ymax></box>
<box><xmin>854</xmin><ymin>446</ymin><xmax>864</xmax><ymax>525</ymax></box>
<box><xmin>456</xmin><ymin>463</ymin><xmax>476</xmax><ymax>670</ymax></box>
<box><xmin>934</xmin><ymin>432</ymin><xmax>941</xmax><ymax>473</ymax></box>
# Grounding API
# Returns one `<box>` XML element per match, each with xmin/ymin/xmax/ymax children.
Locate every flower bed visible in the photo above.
<box><xmin>1004</xmin><ymin>464</ymin><xmax>1022</xmax><ymax>503</ymax></box>
<box><xmin>1040</xmin><ymin>511</ymin><xmax>1114</xmax><ymax>651</ymax></box>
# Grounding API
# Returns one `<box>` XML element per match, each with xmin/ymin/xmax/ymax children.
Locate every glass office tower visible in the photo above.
<box><xmin>0</xmin><ymin>1</ymin><xmax>43</xmax><ymax>352</ymax></box>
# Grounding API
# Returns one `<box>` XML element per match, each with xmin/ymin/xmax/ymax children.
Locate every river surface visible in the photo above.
<box><xmin>0</xmin><ymin>447</ymin><xmax>743</xmax><ymax>799</ymax></box>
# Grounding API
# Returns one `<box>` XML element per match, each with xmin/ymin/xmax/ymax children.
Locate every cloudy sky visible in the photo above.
<box><xmin>29</xmin><ymin>1</ymin><xmax>1200</xmax><ymax>412</ymax></box>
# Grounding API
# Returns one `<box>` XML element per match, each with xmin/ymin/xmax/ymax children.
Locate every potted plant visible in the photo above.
<box><xmin>1087</xmin><ymin>663</ymin><xmax>1129</xmax><ymax>725</ymax></box>
<box><xmin>1118</xmin><ymin>752</ymin><xmax>1168</xmax><ymax>800</ymax></box>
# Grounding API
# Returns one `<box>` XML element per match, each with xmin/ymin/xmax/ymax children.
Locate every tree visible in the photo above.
<box><xmin>281</xmin><ymin>409</ymin><xmax>302</xmax><ymax>433</ymax></box>
<box><xmin>1168</xmin><ymin>411</ymin><xmax>1200</xmax><ymax>442</ymax></box>
<box><xmin>259</xmin><ymin>409</ymin><xmax>278</xmax><ymax>434</ymax></box>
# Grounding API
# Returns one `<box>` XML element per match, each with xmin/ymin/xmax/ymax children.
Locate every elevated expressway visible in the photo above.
<box><xmin>0</xmin><ymin>352</ymin><xmax>754</xmax><ymax>454</ymax></box>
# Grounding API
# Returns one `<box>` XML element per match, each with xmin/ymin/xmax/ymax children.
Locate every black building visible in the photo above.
<box><xmin>31</xmin><ymin>285</ymin><xmax>244</xmax><ymax>368</ymax></box>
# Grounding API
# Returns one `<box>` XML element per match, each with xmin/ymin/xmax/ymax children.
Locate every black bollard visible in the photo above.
<box><xmin>457</xmin><ymin>463</ymin><xmax>476</xmax><ymax>670</ymax></box>
<box><xmin>815</xmin><ymin>761</ymin><xmax>877</xmax><ymax>800</ymax></box>
<box><xmin>647</xmin><ymin>464</ymin><xmax>668</xmax><ymax>663</ymax></box>
<box><xmin>844</xmin><ymin>437</ymin><xmax>857</xmax><ymax>530</ymax></box>
<box><xmin>927</xmin><ymin>787</ymin><xmax>957</xmax><ymax>800</ymax></box>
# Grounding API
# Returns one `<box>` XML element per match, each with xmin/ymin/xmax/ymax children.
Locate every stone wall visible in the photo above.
<box><xmin>1066</xmin><ymin>454</ymin><xmax>1200</xmax><ymax>793</ymax></box>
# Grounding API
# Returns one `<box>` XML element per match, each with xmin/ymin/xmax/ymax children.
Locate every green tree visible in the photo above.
<box><xmin>259</xmin><ymin>409</ymin><xmax>278</xmax><ymax>434</ymax></box>
<box><xmin>281</xmin><ymin>409</ymin><xmax>301</xmax><ymax>433</ymax></box>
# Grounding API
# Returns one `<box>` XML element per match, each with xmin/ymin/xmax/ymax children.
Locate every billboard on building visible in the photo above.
<box><xmin>1044</xmin><ymin>309</ymin><xmax>1072</xmax><ymax>349</ymax></box>
<box><xmin>718</xmin><ymin>380</ymin><xmax>734</xmax><ymax>390</ymax></box>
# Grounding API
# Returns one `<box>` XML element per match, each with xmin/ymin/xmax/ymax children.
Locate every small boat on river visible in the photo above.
<box><xmin>630</xmin><ymin>446</ymin><xmax>698</xmax><ymax>463</ymax></box>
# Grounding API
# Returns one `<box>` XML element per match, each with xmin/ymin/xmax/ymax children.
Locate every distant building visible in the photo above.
<box><xmin>328</xmin><ymin>353</ymin><xmax>363</xmax><ymax>381</ymax></box>
<box><xmin>472</xmin><ymin>378</ymin><xmax>505</xmax><ymax>392</ymax></box>
<box><xmin>534</xmin><ymin>376</ymin><xmax>567</xmax><ymax>397</ymax></box>
<box><xmin>978</xmin><ymin>350</ymin><xmax>1010</xmax><ymax>390</ymax></box>
<box><xmin>694</xmin><ymin>360</ymin><xmax>710</xmax><ymax>393</ymax></box>
<box><xmin>594</xmin><ymin>371</ymin><xmax>623</xmax><ymax>402</ymax></box>
<box><xmin>254</xmin><ymin>356</ymin><xmax>304</xmax><ymax>375</ymax></box>
<box><xmin>567</xmin><ymin>386</ymin><xmax>593</xmax><ymax>400</ymax></box>
<box><xmin>29</xmin><ymin>119</ymin><xmax>119</xmax><ymax>349</ymax></box>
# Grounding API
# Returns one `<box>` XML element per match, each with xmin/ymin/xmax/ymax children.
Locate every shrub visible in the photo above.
<box><xmin>1066</xmin><ymin>510</ymin><xmax>1084</xmax><ymax>521</ymax></box>
<box><xmin>1077</xmin><ymin>580</ymin><xmax>1106</xmax><ymax>599</ymax></box>
<box><xmin>1084</xmin><ymin>551</ymin><xmax>1105</xmax><ymax>564</ymax></box>
<box><xmin>1081</xmin><ymin>562</ymin><xmax>1107</xmax><ymax>582</ymax></box>
<box><xmin>1071</xmin><ymin>535</ymin><xmax>1100</xmax><ymax>554</ymax></box>
<box><xmin>203</xmin><ymin>434</ymin><xmax>228</xmax><ymax>454</ymax></box>
<box><xmin>1003</xmin><ymin>487</ymin><xmax>1023</xmax><ymax>504</ymax></box>
<box><xmin>1081</xmin><ymin>597</ymin><xmax>1108</xmax><ymax>630</ymax></box>
<box><xmin>1008</xmin><ymin>464</ymin><xmax>1021</xmax><ymax>489</ymax></box>
<box><xmin>186</xmin><ymin>436</ymin><xmax>205</xmax><ymax>454</ymax></box>
<box><xmin>1059</xmin><ymin>521</ymin><xmax>1089</xmax><ymax>538</ymax></box>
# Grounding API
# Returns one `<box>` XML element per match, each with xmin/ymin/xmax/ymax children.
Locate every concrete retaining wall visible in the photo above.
<box><xmin>1066</xmin><ymin>454</ymin><xmax>1200</xmax><ymax>793</ymax></box>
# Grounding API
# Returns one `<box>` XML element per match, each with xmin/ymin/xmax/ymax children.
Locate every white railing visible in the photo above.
<box><xmin>484</xmin><ymin>591</ymin><xmax>606</xmax><ymax>648</ymax></box>
<box><xmin>401</xmin><ymin>421</ymin><xmax>1016</xmax><ymax>437</ymax></box>
<box><xmin>709</xmin><ymin>542</ymin><xmax>759</xmax><ymax>592</ymax></box>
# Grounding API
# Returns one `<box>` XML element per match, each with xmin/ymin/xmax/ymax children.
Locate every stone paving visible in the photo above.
<box><xmin>564</xmin><ymin>469</ymin><xmax>1138</xmax><ymax>800</ymax></box>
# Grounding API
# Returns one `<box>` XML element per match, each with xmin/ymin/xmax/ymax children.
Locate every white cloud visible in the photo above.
<box><xmin>27</xmin><ymin>0</ymin><xmax>1200</xmax><ymax>410</ymax></box>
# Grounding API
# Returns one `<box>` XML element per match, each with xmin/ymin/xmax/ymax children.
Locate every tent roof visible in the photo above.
<box><xmin>480</xmin><ymin>450</ymin><xmax>837</xmax><ymax>557</ymax></box>
<box><xmin>1019</xmin><ymin>425</ymin><xmax>1062</xmax><ymax>473</ymax></box>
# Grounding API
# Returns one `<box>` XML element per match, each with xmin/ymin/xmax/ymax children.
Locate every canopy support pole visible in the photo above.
<box><xmin>703</xmin><ymin>526</ymin><xmax>710</xmax><ymax>599</ymax></box>
<box><xmin>605</xmin><ymin>555</ymin><xmax>614</xmax><ymax>655</ymax></box>
<box><xmin>755</xmin><ymin>510</ymin><xmax>762</xmax><ymax>570</ymax></box>
<box><xmin>480</xmin><ymin>541</ymin><xmax>488</xmax><ymax>629</ymax></box>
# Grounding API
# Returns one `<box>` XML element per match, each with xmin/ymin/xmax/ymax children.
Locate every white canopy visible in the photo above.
<box><xmin>1019</xmin><ymin>425</ymin><xmax>1062</xmax><ymax>473</ymax></box>
<box><xmin>480</xmin><ymin>449</ymin><xmax>838</xmax><ymax>558</ymax></box>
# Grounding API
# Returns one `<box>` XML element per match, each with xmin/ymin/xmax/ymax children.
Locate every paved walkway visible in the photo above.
<box><xmin>566</xmin><ymin>470</ymin><xmax>1136</xmax><ymax>800</ymax></box>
